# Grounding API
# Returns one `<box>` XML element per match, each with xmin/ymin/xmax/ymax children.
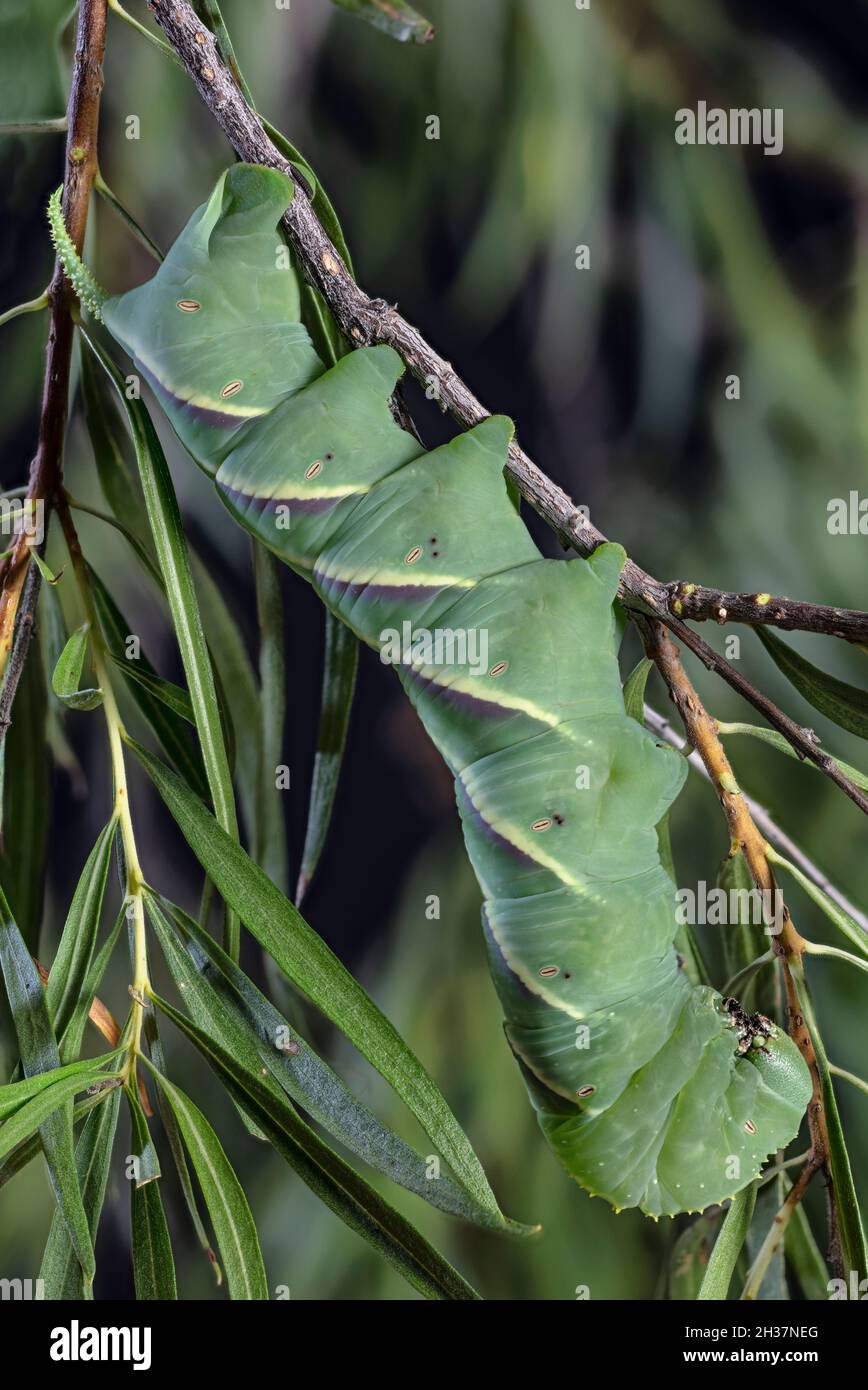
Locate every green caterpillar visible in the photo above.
<box><xmin>51</xmin><ymin>165</ymin><xmax>811</xmax><ymax>1216</ymax></box>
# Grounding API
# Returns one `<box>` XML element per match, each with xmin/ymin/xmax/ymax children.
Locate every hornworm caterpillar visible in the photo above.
<box><xmin>50</xmin><ymin>166</ymin><xmax>811</xmax><ymax>1216</ymax></box>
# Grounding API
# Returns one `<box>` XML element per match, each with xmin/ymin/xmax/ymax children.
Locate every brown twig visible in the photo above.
<box><xmin>642</xmin><ymin>702</ymin><xmax>868</xmax><ymax>940</ymax></box>
<box><xmin>668</xmin><ymin>581</ymin><xmax>868</xmax><ymax>645</ymax></box>
<box><xmin>0</xmin><ymin>0</ymin><xmax>107</xmax><ymax>724</ymax></box>
<box><xmin>141</xmin><ymin>0</ymin><xmax>868</xmax><ymax>821</ymax></box>
<box><xmin>639</xmin><ymin>619</ymin><xmax>835</xmax><ymax>1251</ymax></box>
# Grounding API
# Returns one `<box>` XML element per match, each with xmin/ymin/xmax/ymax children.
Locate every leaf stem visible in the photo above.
<box><xmin>57</xmin><ymin>497</ymin><xmax>150</xmax><ymax>1071</ymax></box>
<box><xmin>0</xmin><ymin>292</ymin><xmax>49</xmax><ymax>328</ymax></box>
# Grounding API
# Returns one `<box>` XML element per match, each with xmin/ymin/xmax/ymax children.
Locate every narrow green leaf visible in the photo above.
<box><xmin>0</xmin><ymin>1090</ymin><xmax>114</xmax><ymax>1193</ymax></box>
<box><xmin>795</xmin><ymin>972</ymin><xmax>868</xmax><ymax>1281</ymax></box>
<box><xmin>83</xmin><ymin>330</ymin><xmax>240</xmax><ymax>957</ymax></box>
<box><xmin>148</xmin><ymin>995</ymin><xmax>480</xmax><ymax>1300</ymax></box>
<box><xmin>126</xmin><ymin>1086</ymin><xmax>177</xmax><ymax>1300</ymax></box>
<box><xmin>785</xmin><ymin>1196</ymin><xmax>830</xmax><ymax>1301</ymax></box>
<box><xmin>767</xmin><ymin>847</ymin><xmax>868</xmax><ymax>960</ymax></box>
<box><xmin>0</xmin><ymin>880</ymin><xmax>97</xmax><ymax>1280</ymax></box>
<box><xmin>756</xmin><ymin>627</ymin><xmax>868</xmax><ymax>741</ymax></box>
<box><xmin>131</xmin><ymin>1169</ymin><xmax>177</xmax><ymax>1300</ymax></box>
<box><xmin>0</xmin><ymin>1071</ymin><xmax>121</xmax><ymax>1162</ymax></box>
<box><xmin>697</xmin><ymin>1184</ymin><xmax>757</xmax><ymax>1300</ymax></box>
<box><xmin>45</xmin><ymin>816</ymin><xmax>117</xmax><ymax>1041</ymax></box>
<box><xmin>0</xmin><ymin>1054</ymin><xmax>119</xmax><ymax>1122</ymax></box>
<box><xmin>109</xmin><ymin>656</ymin><xmax>193</xmax><ymax>722</ymax></box>
<box><xmin>717</xmin><ymin>720</ymin><xmax>868</xmax><ymax>791</ymax></box>
<box><xmin>297</xmin><ymin>611</ymin><xmax>358</xmax><ymax>905</ymax></box>
<box><xmin>252</xmin><ymin>543</ymin><xmax>288</xmax><ymax>892</ymax></box>
<box><xmin>50</xmin><ymin>624</ymin><xmax>102</xmax><ymax>710</ymax></box>
<box><xmin>718</xmin><ymin>849</ymin><xmax>772</xmax><ymax>1007</ymax></box>
<box><xmin>329</xmin><ymin>0</ymin><xmax>435</xmax><ymax>44</ymax></box>
<box><xmin>127</xmin><ymin>1084</ymin><xmax>162</xmax><ymax>1186</ymax></box>
<box><xmin>0</xmin><ymin>632</ymin><xmax>49</xmax><ymax>948</ymax></box>
<box><xmin>58</xmin><ymin>902</ymin><xmax>125</xmax><ymax>1064</ymax></box>
<box><xmin>149</xmin><ymin>891</ymin><xmax>527</xmax><ymax>1232</ymax></box>
<box><xmin>39</xmin><ymin>1086</ymin><xmax>121</xmax><ymax>1300</ymax></box>
<box><xmin>89</xmin><ymin>565</ymin><xmax>208</xmax><ymax>799</ymax></box>
<box><xmin>262</xmin><ymin>119</ymin><xmax>355</xmax><ymax>273</ymax></box>
<box><xmin>30</xmin><ymin>550</ymin><xmax>62</xmax><ymax>585</ymax></box>
<box><xmin>622</xmin><ymin>657</ymin><xmax>653</xmax><ymax>723</ymax></box>
<box><xmin>191</xmin><ymin>554</ymin><xmax>260</xmax><ymax>845</ymax></box>
<box><xmin>667</xmin><ymin>1213</ymin><xmax>721</xmax><ymax>1300</ymax></box>
<box><xmin>80</xmin><ymin>340</ymin><xmax>156</xmax><ymax>564</ymax></box>
<box><xmin>144</xmin><ymin>1065</ymin><xmax>268</xmax><ymax>1301</ymax></box>
<box><xmin>746</xmin><ymin>1174</ymin><xmax>788</xmax><ymax>1300</ymax></box>
<box><xmin>127</xmin><ymin>737</ymin><xmax>507</xmax><ymax>1227</ymax></box>
<box><xmin>144</xmin><ymin>1011</ymin><xmax>220</xmax><ymax>1284</ymax></box>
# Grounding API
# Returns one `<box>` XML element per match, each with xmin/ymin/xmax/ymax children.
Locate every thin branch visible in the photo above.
<box><xmin>0</xmin><ymin>118</ymin><xmax>68</xmax><ymax>135</ymax></box>
<box><xmin>667</xmin><ymin>581</ymin><xmax>868</xmax><ymax>645</ymax></box>
<box><xmin>663</xmin><ymin>612</ymin><xmax>868</xmax><ymax>818</ymax></box>
<box><xmin>0</xmin><ymin>559</ymin><xmax>41</xmax><ymax>740</ymax></box>
<box><xmin>0</xmin><ymin>0</ymin><xmax>107</xmax><ymax>730</ymax></box>
<box><xmin>638</xmin><ymin>619</ymin><xmax>832</xmax><ymax>1189</ymax></box>
<box><xmin>145</xmin><ymin>0</ymin><xmax>868</xmax><ymax>821</ymax></box>
<box><xmin>0</xmin><ymin>292</ymin><xmax>49</xmax><ymax>327</ymax></box>
<box><xmin>643</xmin><ymin>703</ymin><xmax>868</xmax><ymax>938</ymax></box>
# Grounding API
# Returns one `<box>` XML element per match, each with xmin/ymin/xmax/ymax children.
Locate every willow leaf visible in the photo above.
<box><xmin>82</xmin><ymin>330</ymin><xmax>240</xmax><ymax>957</ymax></box>
<box><xmin>143</xmin><ymin>1065</ymin><xmax>268</xmax><ymax>1301</ymax></box>
<box><xmin>756</xmin><ymin>627</ymin><xmax>868</xmax><ymax>742</ymax></box>
<box><xmin>45</xmin><ymin>816</ymin><xmax>117</xmax><ymax>1041</ymax></box>
<box><xmin>90</xmin><ymin>561</ymin><xmax>209</xmax><ymax>796</ymax></box>
<box><xmin>697</xmin><ymin>1184</ymin><xmax>757</xmax><ymax>1300</ymax></box>
<box><xmin>126</xmin><ymin>1086</ymin><xmax>177</xmax><ymax>1300</ymax></box>
<box><xmin>0</xmin><ymin>1055</ymin><xmax>120</xmax><ymax>1122</ymax></box>
<box><xmin>767</xmin><ymin>847</ymin><xmax>868</xmax><ymax>960</ymax></box>
<box><xmin>795</xmin><ymin>973</ymin><xmax>867</xmax><ymax>1281</ymax></box>
<box><xmin>717</xmin><ymin>721</ymin><xmax>868</xmax><ymax>791</ymax></box>
<box><xmin>0</xmin><ymin>1090</ymin><xmax>114</xmax><ymax>1193</ymax></box>
<box><xmin>39</xmin><ymin>1086</ymin><xmax>121</xmax><ymax>1300</ymax></box>
<box><xmin>329</xmin><ymin>0</ymin><xmax>435</xmax><ymax>44</ymax></box>
<box><xmin>149</xmin><ymin>993</ymin><xmax>480</xmax><ymax>1301</ymax></box>
<box><xmin>144</xmin><ymin>1010</ymin><xmax>220</xmax><ymax>1283</ymax></box>
<box><xmin>80</xmin><ymin>335</ymin><xmax>155</xmax><ymax>563</ymax></box>
<box><xmin>0</xmin><ymin>634</ymin><xmax>49</xmax><ymax>949</ymax></box>
<box><xmin>0</xmin><ymin>881</ymin><xmax>96</xmax><ymax>1280</ymax></box>
<box><xmin>50</xmin><ymin>623</ymin><xmax>102</xmax><ymax>710</ymax></box>
<box><xmin>126</xmin><ymin>736</ymin><xmax>507</xmax><ymax>1227</ymax></box>
<box><xmin>149</xmin><ymin>890</ymin><xmax>528</xmax><ymax>1233</ymax></box>
<box><xmin>59</xmin><ymin>902</ymin><xmax>125</xmax><ymax>1064</ymax></box>
<box><xmin>297</xmin><ymin>611</ymin><xmax>358</xmax><ymax>905</ymax></box>
<box><xmin>252</xmin><ymin>542</ymin><xmax>288</xmax><ymax>892</ymax></box>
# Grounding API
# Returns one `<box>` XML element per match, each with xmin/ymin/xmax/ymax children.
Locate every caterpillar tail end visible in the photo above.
<box><xmin>47</xmin><ymin>185</ymin><xmax>108</xmax><ymax>321</ymax></box>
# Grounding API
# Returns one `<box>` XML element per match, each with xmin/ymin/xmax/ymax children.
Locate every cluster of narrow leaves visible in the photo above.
<box><xmin>0</xmin><ymin>1</ymin><xmax>537</xmax><ymax>1302</ymax></box>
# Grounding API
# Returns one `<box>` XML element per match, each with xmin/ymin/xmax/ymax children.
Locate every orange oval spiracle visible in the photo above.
<box><xmin>404</xmin><ymin>546</ymin><xmax>423</xmax><ymax>566</ymax></box>
<box><xmin>220</xmin><ymin>380</ymin><xmax>244</xmax><ymax>399</ymax></box>
<box><xmin>488</xmin><ymin>661</ymin><xmax>509</xmax><ymax>678</ymax></box>
<box><xmin>531</xmin><ymin>818</ymin><xmax>552</xmax><ymax>833</ymax></box>
<box><xmin>305</xmin><ymin>461</ymin><xmax>323</xmax><ymax>480</ymax></box>
<box><xmin>176</xmin><ymin>299</ymin><xmax>201</xmax><ymax>312</ymax></box>
<box><xmin>538</xmin><ymin>965</ymin><xmax>560</xmax><ymax>979</ymax></box>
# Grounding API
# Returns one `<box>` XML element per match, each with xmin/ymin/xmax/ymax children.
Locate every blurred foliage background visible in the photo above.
<box><xmin>0</xmin><ymin>0</ymin><xmax>866</xmax><ymax>1299</ymax></box>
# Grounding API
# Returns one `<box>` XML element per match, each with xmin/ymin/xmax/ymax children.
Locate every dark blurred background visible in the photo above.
<box><xmin>0</xmin><ymin>0</ymin><xmax>866</xmax><ymax>1299</ymax></box>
